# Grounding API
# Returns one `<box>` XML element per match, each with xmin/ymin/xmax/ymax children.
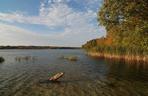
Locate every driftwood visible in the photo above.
<box><xmin>49</xmin><ymin>72</ymin><xmax>64</xmax><ymax>81</ymax></box>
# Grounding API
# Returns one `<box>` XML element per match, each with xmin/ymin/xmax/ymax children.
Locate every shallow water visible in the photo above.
<box><xmin>0</xmin><ymin>49</ymin><xmax>148</xmax><ymax>96</ymax></box>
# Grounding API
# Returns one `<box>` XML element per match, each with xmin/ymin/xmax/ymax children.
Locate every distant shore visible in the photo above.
<box><xmin>0</xmin><ymin>46</ymin><xmax>81</xmax><ymax>49</ymax></box>
<box><xmin>87</xmin><ymin>52</ymin><xmax>148</xmax><ymax>62</ymax></box>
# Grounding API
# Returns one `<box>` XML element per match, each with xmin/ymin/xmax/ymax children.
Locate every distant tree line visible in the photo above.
<box><xmin>0</xmin><ymin>46</ymin><xmax>80</xmax><ymax>49</ymax></box>
<box><xmin>83</xmin><ymin>0</ymin><xmax>148</xmax><ymax>56</ymax></box>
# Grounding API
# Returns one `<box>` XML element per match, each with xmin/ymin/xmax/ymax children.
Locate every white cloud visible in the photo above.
<box><xmin>0</xmin><ymin>23</ymin><xmax>105</xmax><ymax>46</ymax></box>
<box><xmin>0</xmin><ymin>23</ymin><xmax>51</xmax><ymax>46</ymax></box>
<box><xmin>0</xmin><ymin>0</ymin><xmax>101</xmax><ymax>27</ymax></box>
<box><xmin>0</xmin><ymin>3</ymin><xmax>71</xmax><ymax>27</ymax></box>
<box><xmin>47</xmin><ymin>0</ymin><xmax>71</xmax><ymax>3</ymax></box>
<box><xmin>0</xmin><ymin>0</ymin><xmax>105</xmax><ymax>46</ymax></box>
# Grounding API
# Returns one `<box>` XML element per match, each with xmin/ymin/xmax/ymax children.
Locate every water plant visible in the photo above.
<box><xmin>15</xmin><ymin>56</ymin><xmax>37</xmax><ymax>62</ymax></box>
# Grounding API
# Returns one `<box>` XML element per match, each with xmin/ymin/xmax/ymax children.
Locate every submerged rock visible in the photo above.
<box><xmin>0</xmin><ymin>57</ymin><xmax>5</xmax><ymax>63</ymax></box>
<box><xmin>66</xmin><ymin>56</ymin><xmax>78</xmax><ymax>61</ymax></box>
<box><xmin>60</xmin><ymin>56</ymin><xmax>78</xmax><ymax>61</ymax></box>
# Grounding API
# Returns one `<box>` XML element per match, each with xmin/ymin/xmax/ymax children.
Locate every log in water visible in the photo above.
<box><xmin>49</xmin><ymin>72</ymin><xmax>64</xmax><ymax>81</ymax></box>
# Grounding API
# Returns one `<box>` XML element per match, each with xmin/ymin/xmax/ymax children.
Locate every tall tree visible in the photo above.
<box><xmin>98</xmin><ymin>0</ymin><xmax>148</xmax><ymax>54</ymax></box>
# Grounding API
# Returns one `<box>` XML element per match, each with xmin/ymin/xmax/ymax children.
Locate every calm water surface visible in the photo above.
<box><xmin>0</xmin><ymin>49</ymin><xmax>148</xmax><ymax>96</ymax></box>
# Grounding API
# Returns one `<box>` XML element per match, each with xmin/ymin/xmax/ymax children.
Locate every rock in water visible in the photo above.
<box><xmin>0</xmin><ymin>57</ymin><xmax>5</xmax><ymax>63</ymax></box>
<box><xmin>49</xmin><ymin>72</ymin><xmax>64</xmax><ymax>81</ymax></box>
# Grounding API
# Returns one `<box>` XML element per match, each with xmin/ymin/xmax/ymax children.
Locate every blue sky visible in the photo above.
<box><xmin>0</xmin><ymin>0</ymin><xmax>106</xmax><ymax>47</ymax></box>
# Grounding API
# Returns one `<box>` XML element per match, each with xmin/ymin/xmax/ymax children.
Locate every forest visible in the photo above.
<box><xmin>83</xmin><ymin>0</ymin><xmax>148</xmax><ymax>58</ymax></box>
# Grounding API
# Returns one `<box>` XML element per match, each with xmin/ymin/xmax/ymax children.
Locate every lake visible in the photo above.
<box><xmin>0</xmin><ymin>49</ymin><xmax>148</xmax><ymax>96</ymax></box>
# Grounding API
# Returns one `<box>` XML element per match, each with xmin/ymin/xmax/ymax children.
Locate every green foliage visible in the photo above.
<box><xmin>83</xmin><ymin>0</ymin><xmax>148</xmax><ymax>56</ymax></box>
<box><xmin>82</xmin><ymin>39</ymin><xmax>97</xmax><ymax>51</ymax></box>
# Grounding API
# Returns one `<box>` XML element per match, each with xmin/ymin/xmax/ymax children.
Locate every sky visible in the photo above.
<box><xmin>0</xmin><ymin>0</ymin><xmax>106</xmax><ymax>47</ymax></box>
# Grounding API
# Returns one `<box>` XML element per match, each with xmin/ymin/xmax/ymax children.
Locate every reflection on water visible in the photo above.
<box><xmin>105</xmin><ymin>60</ymin><xmax>148</xmax><ymax>82</ymax></box>
<box><xmin>0</xmin><ymin>49</ymin><xmax>148</xmax><ymax>96</ymax></box>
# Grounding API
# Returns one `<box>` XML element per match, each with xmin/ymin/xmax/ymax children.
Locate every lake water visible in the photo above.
<box><xmin>0</xmin><ymin>49</ymin><xmax>148</xmax><ymax>96</ymax></box>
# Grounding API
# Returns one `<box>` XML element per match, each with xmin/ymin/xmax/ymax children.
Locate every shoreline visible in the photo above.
<box><xmin>0</xmin><ymin>46</ymin><xmax>81</xmax><ymax>49</ymax></box>
<box><xmin>87</xmin><ymin>52</ymin><xmax>148</xmax><ymax>62</ymax></box>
